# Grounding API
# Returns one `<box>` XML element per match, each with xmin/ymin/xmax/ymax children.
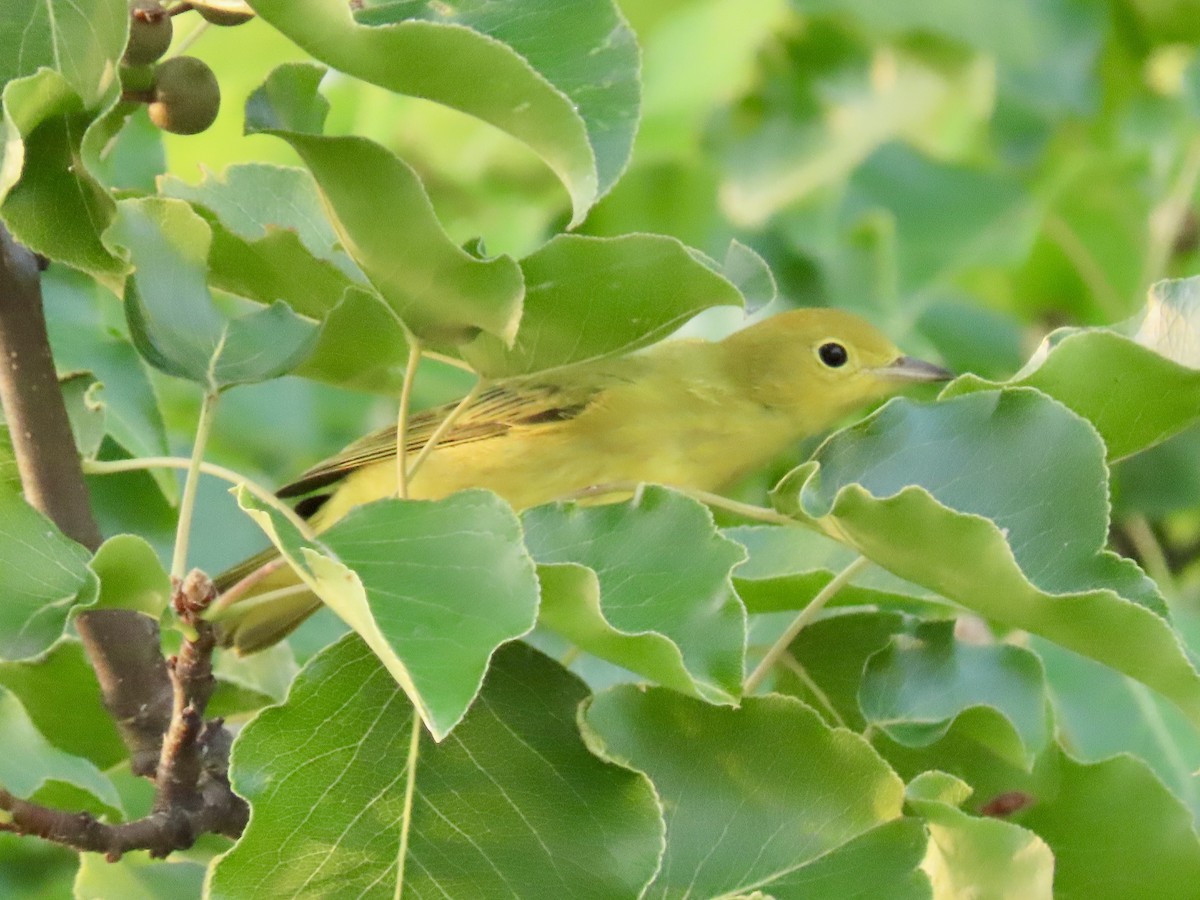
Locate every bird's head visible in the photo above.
<box><xmin>721</xmin><ymin>308</ymin><xmax>952</xmax><ymax>429</ymax></box>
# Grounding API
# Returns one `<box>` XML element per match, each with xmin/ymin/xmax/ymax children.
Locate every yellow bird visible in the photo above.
<box><xmin>215</xmin><ymin>308</ymin><xmax>950</xmax><ymax>651</ymax></box>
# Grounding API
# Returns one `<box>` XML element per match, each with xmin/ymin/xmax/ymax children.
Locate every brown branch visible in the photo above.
<box><xmin>0</xmin><ymin>226</ymin><xmax>103</xmax><ymax>547</ymax></box>
<box><xmin>0</xmin><ymin>782</ymin><xmax>245</xmax><ymax>860</ymax></box>
<box><xmin>0</xmin><ymin>570</ymin><xmax>248</xmax><ymax>856</ymax></box>
<box><xmin>156</xmin><ymin>570</ymin><xmax>219</xmax><ymax>812</ymax></box>
<box><xmin>0</xmin><ymin>225</ymin><xmax>175</xmax><ymax>777</ymax></box>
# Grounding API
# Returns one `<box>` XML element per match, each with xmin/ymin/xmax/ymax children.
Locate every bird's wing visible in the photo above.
<box><xmin>276</xmin><ymin>379</ymin><xmax>602</xmax><ymax>501</ymax></box>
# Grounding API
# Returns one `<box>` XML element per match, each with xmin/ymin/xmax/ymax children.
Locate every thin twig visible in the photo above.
<box><xmin>172</xmin><ymin>390</ymin><xmax>219</xmax><ymax>579</ymax></box>
<box><xmin>406</xmin><ymin>378</ymin><xmax>486</xmax><ymax>483</ymax></box>
<box><xmin>564</xmin><ymin>481</ymin><xmax>799</xmax><ymax>526</ymax></box>
<box><xmin>744</xmin><ymin>556</ymin><xmax>871</xmax><ymax>694</ymax></box>
<box><xmin>396</xmin><ymin>340</ymin><xmax>423</xmax><ymax>499</ymax></box>
<box><xmin>85</xmin><ymin>456</ymin><xmax>319</xmax><ymax>542</ymax></box>
<box><xmin>395</xmin><ymin>711</ymin><xmax>423</xmax><ymax>890</ymax></box>
<box><xmin>170</xmin><ymin>18</ymin><xmax>210</xmax><ymax>56</ymax></box>
<box><xmin>776</xmin><ymin>652</ymin><xmax>847</xmax><ymax>729</ymax></box>
<box><xmin>1123</xmin><ymin>515</ymin><xmax>1178</xmax><ymax>603</ymax></box>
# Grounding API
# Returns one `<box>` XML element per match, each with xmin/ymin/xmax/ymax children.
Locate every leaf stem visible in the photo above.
<box><xmin>1123</xmin><ymin>515</ymin><xmax>1178</xmax><ymax>603</ymax></box>
<box><xmin>405</xmin><ymin>378</ymin><xmax>486</xmax><ymax>483</ymax></box>
<box><xmin>744</xmin><ymin>555</ymin><xmax>871</xmax><ymax>694</ymax></box>
<box><xmin>564</xmin><ymin>481</ymin><xmax>799</xmax><ymax>526</ymax></box>
<box><xmin>396</xmin><ymin>340</ymin><xmax>423</xmax><ymax>499</ymax></box>
<box><xmin>170</xmin><ymin>17</ymin><xmax>210</xmax><ymax>55</ymax></box>
<box><xmin>172</xmin><ymin>390</ymin><xmax>219</xmax><ymax>580</ymax></box>
<box><xmin>395</xmin><ymin>710</ymin><xmax>422</xmax><ymax>896</ymax></box>
<box><xmin>85</xmin><ymin>456</ymin><xmax>318</xmax><ymax>543</ymax></box>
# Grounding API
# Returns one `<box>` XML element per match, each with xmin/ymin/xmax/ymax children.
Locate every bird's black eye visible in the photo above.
<box><xmin>818</xmin><ymin>342</ymin><xmax>848</xmax><ymax>368</ymax></box>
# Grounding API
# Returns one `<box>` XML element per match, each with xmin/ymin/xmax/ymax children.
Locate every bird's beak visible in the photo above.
<box><xmin>872</xmin><ymin>356</ymin><xmax>954</xmax><ymax>382</ymax></box>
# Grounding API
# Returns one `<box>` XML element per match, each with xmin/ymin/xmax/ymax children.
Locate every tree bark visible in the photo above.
<box><xmin>0</xmin><ymin>226</ymin><xmax>172</xmax><ymax>775</ymax></box>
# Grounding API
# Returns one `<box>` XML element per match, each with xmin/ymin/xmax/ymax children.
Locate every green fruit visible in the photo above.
<box><xmin>123</xmin><ymin>0</ymin><xmax>173</xmax><ymax>66</ymax></box>
<box><xmin>194</xmin><ymin>0</ymin><xmax>255</xmax><ymax>26</ymax></box>
<box><xmin>148</xmin><ymin>56</ymin><xmax>221</xmax><ymax>135</ymax></box>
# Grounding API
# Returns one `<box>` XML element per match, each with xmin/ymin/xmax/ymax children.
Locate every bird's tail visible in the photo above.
<box><xmin>211</xmin><ymin>548</ymin><xmax>323</xmax><ymax>653</ymax></box>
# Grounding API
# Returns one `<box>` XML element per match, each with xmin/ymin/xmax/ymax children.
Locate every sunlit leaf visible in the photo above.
<box><xmin>249</xmin><ymin>0</ymin><xmax>640</xmax><ymax>224</ymax></box>
<box><xmin>906</xmin><ymin>771</ymin><xmax>1053</xmax><ymax>900</ymax></box>
<box><xmin>245</xmin><ymin>63</ymin><xmax>525</xmax><ymax>345</ymax></box>
<box><xmin>233</xmin><ymin>488</ymin><xmax>538</xmax><ymax>739</ymax></box>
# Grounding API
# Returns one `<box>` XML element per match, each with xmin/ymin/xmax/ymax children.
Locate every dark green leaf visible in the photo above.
<box><xmin>523</xmin><ymin>487</ymin><xmax>747</xmax><ymax>703</ymax></box>
<box><xmin>862</xmin><ymin>619</ymin><xmax>1052</xmax><ymax>764</ymax></box>
<box><xmin>583</xmin><ymin>688</ymin><xmax>926</xmax><ymax>898</ymax></box>
<box><xmin>211</xmin><ymin>638</ymin><xmax>663</xmax><ymax>898</ymax></box>
<box><xmin>104</xmin><ymin>197</ymin><xmax>319</xmax><ymax>389</ymax></box>
<box><xmin>0</xmin><ymin>491</ymin><xmax>97</xmax><ymax>661</ymax></box>
<box><xmin>1022</xmin><ymin>747</ymin><xmax>1200</xmax><ymax>900</ymax></box>
<box><xmin>0</xmin><ymin>686</ymin><xmax>121</xmax><ymax>819</ymax></box>
<box><xmin>0</xmin><ymin>639</ymin><xmax>125</xmax><ymax>770</ymax></box>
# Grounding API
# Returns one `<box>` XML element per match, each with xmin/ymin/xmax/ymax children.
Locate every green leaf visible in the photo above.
<box><xmin>296</xmin><ymin>287</ymin><xmax>414</xmax><ymax>393</ymax></box>
<box><xmin>0</xmin><ymin>0</ymin><xmax>125</xmax><ymax>107</ymax></box>
<box><xmin>0</xmin><ymin>686</ymin><xmax>121</xmax><ymax>820</ymax></box>
<box><xmin>211</xmin><ymin>641</ymin><xmax>298</xmax><ymax>714</ymax></box>
<box><xmin>0</xmin><ymin>832</ymin><xmax>77</xmax><ymax>899</ymax></box>
<box><xmin>721</xmin><ymin>40</ymin><xmax>992</xmax><ymax>227</ymax></box>
<box><xmin>160</xmin><ymin>163</ymin><xmax>365</xmax><ymax>322</ymax></box>
<box><xmin>0</xmin><ymin>491</ymin><xmax>98</xmax><ymax>661</ymax></box>
<box><xmin>1113</xmin><ymin>423</ymin><xmax>1200</xmax><ymax>517</ymax></box>
<box><xmin>245</xmin><ymin>63</ymin><xmax>525</xmax><ymax>345</ymax></box>
<box><xmin>249</xmin><ymin>0</ymin><xmax>640</xmax><ymax>225</ymax></box>
<box><xmin>1</xmin><ymin>71</ymin><xmax>123</xmax><ymax>285</ymax></box>
<box><xmin>104</xmin><ymin>197</ymin><xmax>319</xmax><ymax>389</ymax></box>
<box><xmin>462</xmin><ymin>233</ymin><xmax>748</xmax><ymax>377</ymax></box>
<box><xmin>59</xmin><ymin>373</ymin><xmax>106</xmax><ymax>460</ymax></box>
<box><xmin>583</xmin><ymin>688</ymin><xmax>928</xmax><ymax>898</ymax></box>
<box><xmin>234</xmin><ymin>488</ymin><xmax>539</xmax><ymax>739</ymax></box>
<box><xmin>522</xmin><ymin>487</ymin><xmax>747</xmax><ymax>704</ymax></box>
<box><xmin>1033</xmin><ymin>635</ymin><xmax>1200</xmax><ymax>819</ymax></box>
<box><xmin>770</xmin><ymin>609</ymin><xmax>910</xmax><ymax>731</ymax></box>
<box><xmin>772</xmin><ymin>389</ymin><xmax>1200</xmax><ymax>730</ymax></box>
<box><xmin>845</xmin><ymin>144</ymin><xmax>1038</xmax><ymax>297</ymax></box>
<box><xmin>0</xmin><ymin>639</ymin><xmax>126</xmax><ymax>770</ymax></box>
<box><xmin>905</xmin><ymin>771</ymin><xmax>1054</xmax><ymax>900</ymax></box>
<box><xmin>42</xmin><ymin>264</ymin><xmax>174</xmax><ymax>501</ymax></box>
<box><xmin>862</xmin><ymin>619</ymin><xmax>1052</xmax><ymax>765</ymax></box>
<box><xmin>75</xmin><ymin>853</ymin><xmax>206</xmax><ymax>900</ymax></box>
<box><xmin>86</xmin><ymin>534</ymin><xmax>170</xmax><ymax>618</ymax></box>
<box><xmin>1021</xmin><ymin>747</ymin><xmax>1200</xmax><ymax>900</ymax></box>
<box><xmin>728</xmin><ymin>524</ymin><xmax>940</xmax><ymax>616</ymax></box>
<box><xmin>159</xmin><ymin>164</ymin><xmax>356</xmax><ymax>272</ymax></box>
<box><xmin>944</xmin><ymin>277</ymin><xmax>1200</xmax><ymax>460</ymax></box>
<box><xmin>791</xmin><ymin>0</ymin><xmax>1105</xmax><ymax>117</ymax></box>
<box><xmin>211</xmin><ymin>637</ymin><xmax>663</xmax><ymax>898</ymax></box>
